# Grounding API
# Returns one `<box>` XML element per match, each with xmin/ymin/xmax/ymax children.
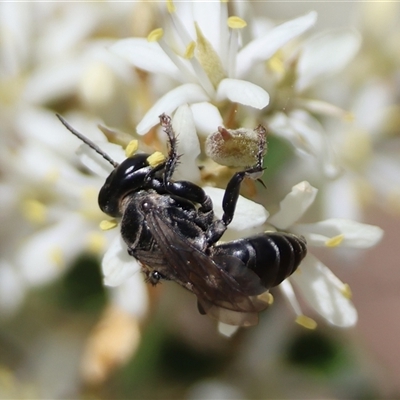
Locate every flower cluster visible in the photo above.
<box><xmin>100</xmin><ymin>1</ymin><xmax>383</xmax><ymax>335</ymax></box>
<box><xmin>0</xmin><ymin>1</ymin><xmax>391</xmax><ymax>393</ymax></box>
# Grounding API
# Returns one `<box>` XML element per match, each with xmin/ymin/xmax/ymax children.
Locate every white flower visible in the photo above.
<box><xmin>214</xmin><ymin>181</ymin><xmax>382</xmax><ymax>335</ymax></box>
<box><xmin>110</xmin><ymin>2</ymin><xmax>318</xmax><ymax>135</ymax></box>
<box><xmin>266</xmin><ymin>29</ymin><xmax>362</xmax><ymax>178</ymax></box>
<box><xmin>0</xmin><ymin>110</ymin><xmax>115</xmax><ymax>313</ymax></box>
<box><xmin>0</xmin><ymin>3</ymin><xmax>150</xmax><ymax>317</ymax></box>
<box><xmin>270</xmin><ymin>181</ymin><xmax>382</xmax><ymax>327</ymax></box>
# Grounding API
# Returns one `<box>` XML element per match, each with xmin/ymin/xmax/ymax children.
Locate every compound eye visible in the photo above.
<box><xmin>148</xmin><ymin>270</ymin><xmax>163</xmax><ymax>286</ymax></box>
<box><xmin>98</xmin><ymin>153</ymin><xmax>152</xmax><ymax>217</ymax></box>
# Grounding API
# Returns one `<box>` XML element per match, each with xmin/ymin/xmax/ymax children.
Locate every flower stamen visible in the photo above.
<box><xmin>341</xmin><ymin>283</ymin><xmax>352</xmax><ymax>299</ymax></box>
<box><xmin>325</xmin><ymin>234</ymin><xmax>344</xmax><ymax>247</ymax></box>
<box><xmin>295</xmin><ymin>315</ymin><xmax>317</xmax><ymax>330</ymax></box>
<box><xmin>125</xmin><ymin>140</ymin><xmax>139</xmax><ymax>157</ymax></box>
<box><xmin>100</xmin><ymin>219</ymin><xmax>118</xmax><ymax>231</ymax></box>
<box><xmin>227</xmin><ymin>17</ymin><xmax>247</xmax><ymax>78</ymax></box>
<box><xmin>147</xmin><ymin>151</ymin><xmax>165</xmax><ymax>167</ymax></box>
<box><xmin>147</xmin><ymin>29</ymin><xmax>196</xmax><ymax>84</ymax></box>
<box><xmin>184</xmin><ymin>41</ymin><xmax>196</xmax><ymax>59</ymax></box>
<box><xmin>87</xmin><ymin>232</ymin><xmax>106</xmax><ymax>254</ymax></box>
<box><xmin>166</xmin><ymin>0</ymin><xmax>175</xmax><ymax>13</ymax></box>
<box><xmin>167</xmin><ymin>12</ymin><xmax>215</xmax><ymax>96</ymax></box>
<box><xmin>49</xmin><ymin>247</ymin><xmax>64</xmax><ymax>269</ymax></box>
<box><xmin>21</xmin><ymin>199</ymin><xmax>47</xmax><ymax>224</ymax></box>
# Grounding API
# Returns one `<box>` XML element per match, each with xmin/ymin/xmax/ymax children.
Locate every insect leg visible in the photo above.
<box><xmin>207</xmin><ymin>126</ymin><xmax>266</xmax><ymax>244</ymax></box>
<box><xmin>159</xmin><ymin>113</ymin><xmax>213</xmax><ymax>213</ymax></box>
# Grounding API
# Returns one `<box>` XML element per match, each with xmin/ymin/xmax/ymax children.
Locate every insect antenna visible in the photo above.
<box><xmin>56</xmin><ymin>114</ymin><xmax>119</xmax><ymax>168</ymax></box>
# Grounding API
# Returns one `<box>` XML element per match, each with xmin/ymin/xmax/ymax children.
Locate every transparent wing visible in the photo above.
<box><xmin>146</xmin><ymin>210</ymin><xmax>269</xmax><ymax>326</ymax></box>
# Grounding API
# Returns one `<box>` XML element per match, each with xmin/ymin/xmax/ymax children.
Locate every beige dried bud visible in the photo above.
<box><xmin>205</xmin><ymin>125</ymin><xmax>267</xmax><ymax>168</ymax></box>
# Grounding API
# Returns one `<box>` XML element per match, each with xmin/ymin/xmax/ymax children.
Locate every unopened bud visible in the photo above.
<box><xmin>205</xmin><ymin>125</ymin><xmax>267</xmax><ymax>168</ymax></box>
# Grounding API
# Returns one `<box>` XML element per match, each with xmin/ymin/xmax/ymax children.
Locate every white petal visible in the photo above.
<box><xmin>293</xmin><ymin>219</ymin><xmax>384</xmax><ymax>248</ymax></box>
<box><xmin>17</xmin><ymin>214</ymin><xmax>88</xmax><ymax>286</ymax></box>
<box><xmin>237</xmin><ymin>11</ymin><xmax>317</xmax><ymax>78</ymax></box>
<box><xmin>216</xmin><ymin>78</ymin><xmax>269</xmax><ymax>109</ymax></box>
<box><xmin>136</xmin><ymin>84</ymin><xmax>209</xmax><ymax>135</ymax></box>
<box><xmin>218</xmin><ymin>322</ymin><xmax>239</xmax><ymax>338</ymax></box>
<box><xmin>268</xmin><ymin>110</ymin><xmax>340</xmax><ymax>177</ymax></box>
<box><xmin>0</xmin><ymin>261</ymin><xmax>25</xmax><ymax>316</ymax></box>
<box><xmin>190</xmin><ymin>102</ymin><xmax>223</xmax><ymax>137</ymax></box>
<box><xmin>23</xmin><ymin>59</ymin><xmax>84</xmax><ymax>104</ymax></box>
<box><xmin>279</xmin><ymin>279</ymin><xmax>302</xmax><ymax>316</ymax></box>
<box><xmin>109</xmin><ymin>273</ymin><xmax>148</xmax><ymax>318</ymax></box>
<box><xmin>268</xmin><ymin>181</ymin><xmax>317</xmax><ymax>230</ymax></box>
<box><xmin>203</xmin><ymin>187</ymin><xmax>268</xmax><ymax>234</ymax></box>
<box><xmin>291</xmin><ymin>254</ymin><xmax>358</xmax><ymax>327</ymax></box>
<box><xmin>102</xmin><ymin>235</ymin><xmax>141</xmax><ymax>287</ymax></box>
<box><xmin>322</xmin><ymin>175</ymin><xmax>362</xmax><ymax>221</ymax></box>
<box><xmin>296</xmin><ymin>29</ymin><xmax>362</xmax><ymax>91</ymax></box>
<box><xmin>192</xmin><ymin>2</ymin><xmax>223</xmax><ymax>55</ymax></box>
<box><xmin>77</xmin><ymin>142</ymin><xmax>124</xmax><ymax>178</ymax></box>
<box><xmin>16</xmin><ymin>107</ymin><xmax>82</xmax><ymax>158</ymax></box>
<box><xmin>109</xmin><ymin>38</ymin><xmax>182</xmax><ymax>81</ymax></box>
<box><xmin>172</xmin><ymin>105</ymin><xmax>201</xmax><ymax>182</ymax></box>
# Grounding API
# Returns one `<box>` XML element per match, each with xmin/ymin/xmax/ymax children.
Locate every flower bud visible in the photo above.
<box><xmin>205</xmin><ymin>125</ymin><xmax>267</xmax><ymax>168</ymax></box>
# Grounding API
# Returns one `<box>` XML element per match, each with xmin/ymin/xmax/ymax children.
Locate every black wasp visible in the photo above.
<box><xmin>57</xmin><ymin>113</ymin><xmax>307</xmax><ymax>327</ymax></box>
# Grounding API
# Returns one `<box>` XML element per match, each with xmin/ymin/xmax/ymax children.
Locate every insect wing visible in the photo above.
<box><xmin>146</xmin><ymin>211</ymin><xmax>269</xmax><ymax>325</ymax></box>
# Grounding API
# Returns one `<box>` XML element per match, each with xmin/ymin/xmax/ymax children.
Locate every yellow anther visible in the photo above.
<box><xmin>295</xmin><ymin>315</ymin><xmax>317</xmax><ymax>330</ymax></box>
<box><xmin>325</xmin><ymin>234</ymin><xmax>344</xmax><ymax>248</ymax></box>
<box><xmin>184</xmin><ymin>41</ymin><xmax>196</xmax><ymax>59</ymax></box>
<box><xmin>44</xmin><ymin>169</ymin><xmax>60</xmax><ymax>184</ymax></box>
<box><xmin>258</xmin><ymin>292</ymin><xmax>274</xmax><ymax>305</ymax></box>
<box><xmin>22</xmin><ymin>199</ymin><xmax>47</xmax><ymax>224</ymax></box>
<box><xmin>147</xmin><ymin>28</ymin><xmax>164</xmax><ymax>42</ymax></box>
<box><xmin>100</xmin><ymin>219</ymin><xmax>118</xmax><ymax>231</ymax></box>
<box><xmin>49</xmin><ymin>247</ymin><xmax>64</xmax><ymax>269</ymax></box>
<box><xmin>87</xmin><ymin>232</ymin><xmax>106</xmax><ymax>254</ymax></box>
<box><xmin>125</xmin><ymin>140</ymin><xmax>139</xmax><ymax>157</ymax></box>
<box><xmin>147</xmin><ymin>151</ymin><xmax>165</xmax><ymax>167</ymax></box>
<box><xmin>166</xmin><ymin>0</ymin><xmax>175</xmax><ymax>13</ymax></box>
<box><xmin>344</xmin><ymin>111</ymin><xmax>355</xmax><ymax>122</ymax></box>
<box><xmin>268</xmin><ymin>54</ymin><xmax>285</xmax><ymax>75</ymax></box>
<box><xmin>227</xmin><ymin>16</ymin><xmax>247</xmax><ymax>29</ymax></box>
<box><xmin>341</xmin><ymin>283</ymin><xmax>352</xmax><ymax>299</ymax></box>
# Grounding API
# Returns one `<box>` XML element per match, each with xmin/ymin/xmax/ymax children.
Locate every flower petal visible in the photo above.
<box><xmin>0</xmin><ymin>261</ymin><xmax>25</xmax><ymax>316</ymax></box>
<box><xmin>218</xmin><ymin>322</ymin><xmax>239</xmax><ymax>338</ymax></box>
<box><xmin>102</xmin><ymin>235</ymin><xmax>141</xmax><ymax>287</ymax></box>
<box><xmin>17</xmin><ymin>214</ymin><xmax>88</xmax><ymax>286</ymax></box>
<box><xmin>136</xmin><ymin>84</ymin><xmax>209</xmax><ymax>135</ymax></box>
<box><xmin>109</xmin><ymin>273</ymin><xmax>148</xmax><ymax>318</ymax></box>
<box><xmin>203</xmin><ymin>187</ymin><xmax>268</xmax><ymax>237</ymax></box>
<box><xmin>190</xmin><ymin>102</ymin><xmax>223</xmax><ymax>137</ymax></box>
<box><xmin>268</xmin><ymin>181</ymin><xmax>317</xmax><ymax>230</ymax></box>
<box><xmin>279</xmin><ymin>280</ymin><xmax>303</xmax><ymax>316</ymax></box>
<box><xmin>296</xmin><ymin>29</ymin><xmax>362</xmax><ymax>91</ymax></box>
<box><xmin>77</xmin><ymin>142</ymin><xmax>125</xmax><ymax>178</ymax></box>
<box><xmin>109</xmin><ymin>38</ymin><xmax>182</xmax><ymax>81</ymax></box>
<box><xmin>216</xmin><ymin>78</ymin><xmax>269</xmax><ymax>109</ymax></box>
<box><xmin>268</xmin><ymin>110</ymin><xmax>340</xmax><ymax>178</ymax></box>
<box><xmin>172</xmin><ymin>105</ymin><xmax>201</xmax><ymax>182</ymax></box>
<box><xmin>293</xmin><ymin>219</ymin><xmax>384</xmax><ymax>248</ymax></box>
<box><xmin>237</xmin><ymin>11</ymin><xmax>317</xmax><ymax>78</ymax></box>
<box><xmin>192</xmin><ymin>2</ymin><xmax>223</xmax><ymax>55</ymax></box>
<box><xmin>290</xmin><ymin>254</ymin><xmax>358</xmax><ymax>327</ymax></box>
